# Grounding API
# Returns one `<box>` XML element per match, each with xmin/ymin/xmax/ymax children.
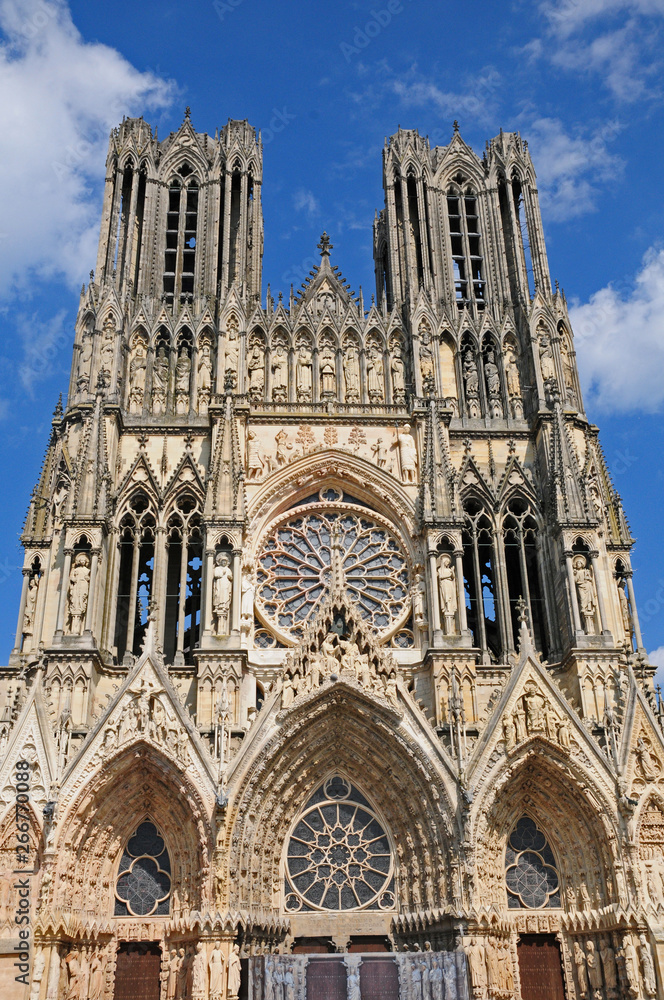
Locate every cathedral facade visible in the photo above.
<box><xmin>0</xmin><ymin>110</ymin><xmax>662</xmax><ymax>1000</ymax></box>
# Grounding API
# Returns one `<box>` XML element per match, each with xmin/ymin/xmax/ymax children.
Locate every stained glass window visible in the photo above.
<box><xmin>284</xmin><ymin>776</ymin><xmax>395</xmax><ymax>913</ymax></box>
<box><xmin>505</xmin><ymin>815</ymin><xmax>560</xmax><ymax>909</ymax></box>
<box><xmin>257</xmin><ymin>510</ymin><xmax>410</xmax><ymax>640</ymax></box>
<box><xmin>115</xmin><ymin>821</ymin><xmax>171</xmax><ymax>917</ymax></box>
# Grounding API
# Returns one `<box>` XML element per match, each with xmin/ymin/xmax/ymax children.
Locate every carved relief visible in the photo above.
<box><xmin>128</xmin><ymin>333</ymin><xmax>148</xmax><ymax>414</ymax></box>
<box><xmin>66</xmin><ymin>553</ymin><xmax>90</xmax><ymax>636</ymax></box>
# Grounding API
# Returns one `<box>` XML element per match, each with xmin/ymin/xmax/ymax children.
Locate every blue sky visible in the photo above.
<box><xmin>2</xmin><ymin>0</ymin><xmax>664</xmax><ymax>670</ymax></box>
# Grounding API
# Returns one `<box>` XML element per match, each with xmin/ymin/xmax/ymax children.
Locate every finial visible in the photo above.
<box><xmin>463</xmin><ymin>437</ymin><xmax>472</xmax><ymax>456</ymax></box>
<box><xmin>516</xmin><ymin>596</ymin><xmax>528</xmax><ymax>626</ymax></box>
<box><xmin>317</xmin><ymin>232</ymin><xmax>333</xmax><ymax>258</ymax></box>
<box><xmin>53</xmin><ymin>394</ymin><xmax>63</xmax><ymax>420</ymax></box>
<box><xmin>453</xmin><ymin>120</ymin><xmax>460</xmax><ymax>134</ymax></box>
<box><xmin>184</xmin><ymin>106</ymin><xmax>191</xmax><ymax>122</ymax></box>
<box><xmin>507</xmin><ymin>437</ymin><xmax>517</xmax><ymax>456</ymax></box>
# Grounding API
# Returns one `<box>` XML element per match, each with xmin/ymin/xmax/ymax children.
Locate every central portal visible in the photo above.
<box><xmin>114</xmin><ymin>942</ymin><xmax>162</xmax><ymax>1000</ymax></box>
<box><xmin>517</xmin><ymin>935</ymin><xmax>565</xmax><ymax>1000</ymax></box>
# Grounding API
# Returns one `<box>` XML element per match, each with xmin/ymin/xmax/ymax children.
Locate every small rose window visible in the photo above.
<box><xmin>505</xmin><ymin>816</ymin><xmax>560</xmax><ymax>909</ymax></box>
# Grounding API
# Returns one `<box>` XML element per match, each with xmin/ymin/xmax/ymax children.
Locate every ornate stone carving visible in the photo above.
<box><xmin>295</xmin><ymin>344</ymin><xmax>313</xmax><ymax>402</ymax></box>
<box><xmin>197</xmin><ymin>339</ymin><xmax>214</xmax><ymax>413</ymax></box>
<box><xmin>247</xmin><ymin>336</ymin><xmax>265</xmax><ymax>400</ymax></box>
<box><xmin>212</xmin><ymin>553</ymin><xmax>233</xmax><ymax>635</ymax></box>
<box><xmin>394</xmin><ymin>423</ymin><xmax>418</xmax><ymax>483</ymax></box>
<box><xmin>66</xmin><ymin>552</ymin><xmax>90</xmax><ymax>635</ymax></box>
<box><xmin>573</xmin><ymin>555</ymin><xmax>597</xmax><ymax>634</ymax></box>
<box><xmin>437</xmin><ymin>554</ymin><xmax>457</xmax><ymax>635</ymax></box>
<box><xmin>128</xmin><ymin>334</ymin><xmax>148</xmax><ymax>414</ymax></box>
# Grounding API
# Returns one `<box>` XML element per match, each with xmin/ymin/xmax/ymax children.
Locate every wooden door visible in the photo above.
<box><xmin>114</xmin><ymin>943</ymin><xmax>162</xmax><ymax>1000</ymax></box>
<box><xmin>359</xmin><ymin>957</ymin><xmax>400</xmax><ymax>999</ymax></box>
<box><xmin>306</xmin><ymin>958</ymin><xmax>348</xmax><ymax>1000</ymax></box>
<box><xmin>517</xmin><ymin>935</ymin><xmax>565</xmax><ymax>1000</ymax></box>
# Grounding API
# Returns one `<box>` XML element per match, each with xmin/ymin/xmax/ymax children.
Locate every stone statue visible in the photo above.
<box><xmin>586</xmin><ymin>940</ymin><xmax>603</xmax><ymax>993</ymax></box>
<box><xmin>561</xmin><ymin>338</ymin><xmax>578</xmax><ymax>406</ymax></box>
<box><xmin>467</xmin><ymin>938</ymin><xmax>487</xmax><ymax>997</ymax></box>
<box><xmin>319</xmin><ymin>347</ymin><xmax>336</xmax><ymax>398</ymax></box>
<box><xmin>224</xmin><ymin>325</ymin><xmax>239</xmax><ymax>385</ymax></box>
<box><xmin>65</xmin><ymin>950</ymin><xmax>83</xmax><ymax>1000</ymax></box>
<box><xmin>371</xmin><ymin>437</ymin><xmax>387</xmax><ymax>468</ymax></box>
<box><xmin>175</xmin><ymin>347</ymin><xmax>191</xmax><ymax>413</ymax></box>
<box><xmin>152</xmin><ymin>345</ymin><xmax>169</xmax><ymax>414</ymax></box>
<box><xmin>348</xmin><ymin>969</ymin><xmax>361</xmax><ymax>1000</ymax></box>
<box><xmin>343</xmin><ymin>345</ymin><xmax>360</xmax><ymax>401</ymax></box>
<box><xmin>275</xmin><ymin>428</ymin><xmax>293</xmax><ymax>466</ymax></box>
<box><xmin>391</xmin><ymin>348</ymin><xmax>406</xmax><ymax>402</ymax></box>
<box><xmin>167</xmin><ymin>948</ymin><xmax>179</xmax><ymax>1000</ymax></box>
<box><xmin>419</xmin><ymin>332</ymin><xmax>435</xmax><ymax>387</ymax></box>
<box><xmin>227</xmin><ymin>944</ymin><xmax>241</xmax><ymax>999</ymax></box>
<box><xmin>523</xmin><ymin>682</ymin><xmax>545</xmax><ymax>733</ymax></box>
<box><xmin>29</xmin><ymin>947</ymin><xmax>45</xmax><ymax>1000</ymax></box>
<box><xmin>191</xmin><ymin>942</ymin><xmax>206</xmax><ymax>1000</ymax></box>
<box><xmin>76</xmin><ymin>332</ymin><xmax>93</xmax><ymax>391</ymax></box>
<box><xmin>463</xmin><ymin>349</ymin><xmax>479</xmax><ymax>396</ymax></box>
<box><xmin>618</xmin><ymin>580</ymin><xmax>632</xmax><ymax>640</ymax></box>
<box><xmin>198</xmin><ymin>342</ymin><xmax>213</xmax><ymax>411</ymax></box>
<box><xmin>247</xmin><ymin>340</ymin><xmax>265</xmax><ymax>398</ymax></box>
<box><xmin>395</xmin><ymin>424</ymin><xmax>417</xmax><ymax>483</ymax></box>
<box><xmin>639</xmin><ymin>933</ymin><xmax>657</xmax><ymax>996</ymax></box>
<box><xmin>539</xmin><ymin>336</ymin><xmax>556</xmax><ymax>383</ymax></box>
<box><xmin>241</xmin><ymin>563</ymin><xmax>255</xmax><ymax>628</ymax></box>
<box><xmin>271</xmin><ymin>344</ymin><xmax>288</xmax><ymax>401</ymax></box>
<box><xmin>599</xmin><ymin>938</ymin><xmax>617</xmax><ymax>992</ymax></box>
<box><xmin>484</xmin><ymin>350</ymin><xmax>501</xmax><ymax>396</ymax></box>
<box><xmin>622</xmin><ymin>936</ymin><xmax>640</xmax><ymax>997</ymax></box>
<box><xmin>212</xmin><ymin>553</ymin><xmax>233</xmax><ymax>635</ymax></box>
<box><xmin>437</xmin><ymin>554</ymin><xmax>457</xmax><ymax>634</ymax></box>
<box><xmin>23</xmin><ymin>572</ymin><xmax>39</xmax><ymax>636</ymax></box>
<box><xmin>412</xmin><ymin>572</ymin><xmax>426</xmax><ymax>626</ymax></box>
<box><xmin>176</xmin><ymin>947</ymin><xmax>188</xmax><ymax>1000</ymax></box>
<box><xmin>246</xmin><ymin>430</ymin><xmax>264</xmax><ymax>481</ymax></box>
<box><xmin>296</xmin><ymin>346</ymin><xmax>313</xmax><ymax>401</ymax></box>
<box><xmin>573</xmin><ymin>555</ymin><xmax>597</xmax><ymax>634</ymax></box>
<box><xmin>66</xmin><ymin>552</ymin><xmax>90</xmax><ymax>635</ymax></box>
<box><xmin>128</xmin><ymin>339</ymin><xmax>147</xmax><ymax>413</ymax></box>
<box><xmin>88</xmin><ymin>951</ymin><xmax>105</xmax><ymax>1000</ymax></box>
<box><xmin>209</xmin><ymin>944</ymin><xmax>224</xmax><ymax>1000</ymax></box>
<box><xmin>573</xmin><ymin>940</ymin><xmax>588</xmax><ymax>997</ymax></box>
<box><xmin>366</xmin><ymin>348</ymin><xmax>384</xmax><ymax>401</ymax></box>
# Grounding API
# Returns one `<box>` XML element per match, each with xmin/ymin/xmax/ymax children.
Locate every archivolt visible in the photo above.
<box><xmin>473</xmin><ymin>744</ymin><xmax>622</xmax><ymax>912</ymax></box>
<box><xmin>223</xmin><ymin>688</ymin><xmax>456</xmax><ymax>915</ymax></box>
<box><xmin>52</xmin><ymin>743</ymin><xmax>210</xmax><ymax>918</ymax></box>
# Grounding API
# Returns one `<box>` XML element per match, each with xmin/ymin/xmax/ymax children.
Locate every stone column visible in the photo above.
<box><xmin>202</xmin><ymin>547</ymin><xmax>215</xmax><ymax>637</ymax></box>
<box><xmin>54</xmin><ymin>549</ymin><xmax>73</xmax><ymax>635</ymax></box>
<box><xmin>231</xmin><ymin>549</ymin><xmax>242</xmax><ymax>635</ymax></box>
<box><xmin>428</xmin><ymin>548</ymin><xmax>442</xmax><ymax>645</ymax></box>
<box><xmin>12</xmin><ymin>568</ymin><xmax>31</xmax><ymax>654</ymax></box>
<box><xmin>565</xmin><ymin>551</ymin><xmax>583</xmax><ymax>637</ymax></box>
<box><xmin>625</xmin><ymin>570</ymin><xmax>645</xmax><ymax>651</ymax></box>
<box><xmin>84</xmin><ymin>549</ymin><xmax>100</xmax><ymax>634</ymax></box>
<box><xmin>454</xmin><ymin>549</ymin><xmax>469</xmax><ymax>635</ymax></box>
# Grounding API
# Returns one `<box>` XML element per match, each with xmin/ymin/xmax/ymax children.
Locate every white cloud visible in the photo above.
<box><xmin>0</xmin><ymin>0</ymin><xmax>175</xmax><ymax>298</ymax></box>
<box><xmin>292</xmin><ymin>188</ymin><xmax>320</xmax><ymax>217</ymax></box>
<box><xmin>524</xmin><ymin>117</ymin><xmax>623</xmax><ymax>220</ymax></box>
<box><xmin>648</xmin><ymin>646</ymin><xmax>664</xmax><ymax>689</ymax></box>
<box><xmin>389</xmin><ymin>66</ymin><xmax>502</xmax><ymax>130</ymax></box>
<box><xmin>569</xmin><ymin>246</ymin><xmax>664</xmax><ymax>413</ymax></box>
<box><xmin>16</xmin><ymin>309</ymin><xmax>69</xmax><ymax>394</ymax></box>
<box><xmin>533</xmin><ymin>0</ymin><xmax>664</xmax><ymax>100</ymax></box>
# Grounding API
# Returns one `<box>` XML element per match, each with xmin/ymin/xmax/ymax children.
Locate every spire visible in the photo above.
<box><xmin>205</xmin><ymin>395</ymin><xmax>245</xmax><ymax>519</ymax></box>
<box><xmin>417</xmin><ymin>398</ymin><xmax>456</xmax><ymax>527</ymax></box>
<box><xmin>317</xmin><ymin>231</ymin><xmax>333</xmax><ymax>258</ymax></box>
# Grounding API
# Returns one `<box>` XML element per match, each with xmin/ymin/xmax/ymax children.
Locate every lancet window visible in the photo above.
<box><xmin>163</xmin><ymin>163</ymin><xmax>199</xmax><ymax>306</ymax></box>
<box><xmin>164</xmin><ymin>496</ymin><xmax>203</xmax><ymax>664</ymax></box>
<box><xmin>505</xmin><ymin>816</ymin><xmax>560</xmax><ymax>909</ymax></box>
<box><xmin>115</xmin><ymin>821</ymin><xmax>171</xmax><ymax>917</ymax></box>
<box><xmin>461</xmin><ymin>499</ymin><xmax>500</xmax><ymax>658</ymax></box>
<box><xmin>284</xmin><ymin>776</ymin><xmax>395</xmax><ymax>913</ymax></box>
<box><xmin>114</xmin><ymin>494</ymin><xmax>156</xmax><ymax>662</ymax></box>
<box><xmin>502</xmin><ymin>498</ymin><xmax>548</xmax><ymax>657</ymax></box>
<box><xmin>447</xmin><ymin>182</ymin><xmax>485</xmax><ymax>308</ymax></box>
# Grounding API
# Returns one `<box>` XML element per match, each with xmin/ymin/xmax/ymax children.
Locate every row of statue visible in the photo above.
<box><xmin>573</xmin><ymin>933</ymin><xmax>656</xmax><ymax>999</ymax></box>
<box><xmin>280</xmin><ymin>631</ymin><xmax>399</xmax><ymax>709</ymax></box>
<box><xmin>101</xmin><ymin>683</ymin><xmax>190</xmax><ymax>763</ymax></box>
<box><xmin>466</xmin><ymin>937</ymin><xmax>515</xmax><ymax>997</ymax></box>
<box><xmin>165</xmin><ymin>942</ymin><xmax>241</xmax><ymax>1000</ymax></box>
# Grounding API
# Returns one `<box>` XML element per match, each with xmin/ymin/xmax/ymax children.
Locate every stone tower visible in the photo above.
<box><xmin>0</xmin><ymin>113</ymin><xmax>662</xmax><ymax>1000</ymax></box>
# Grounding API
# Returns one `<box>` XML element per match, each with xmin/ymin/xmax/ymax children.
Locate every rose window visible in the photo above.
<box><xmin>114</xmin><ymin>821</ymin><xmax>171</xmax><ymax>917</ymax></box>
<box><xmin>284</xmin><ymin>776</ymin><xmax>395</xmax><ymax>912</ymax></box>
<box><xmin>256</xmin><ymin>506</ymin><xmax>410</xmax><ymax>641</ymax></box>
<box><xmin>505</xmin><ymin>816</ymin><xmax>560</xmax><ymax>909</ymax></box>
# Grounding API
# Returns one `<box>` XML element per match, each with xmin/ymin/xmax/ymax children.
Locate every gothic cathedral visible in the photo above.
<box><xmin>0</xmin><ymin>112</ymin><xmax>662</xmax><ymax>1000</ymax></box>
